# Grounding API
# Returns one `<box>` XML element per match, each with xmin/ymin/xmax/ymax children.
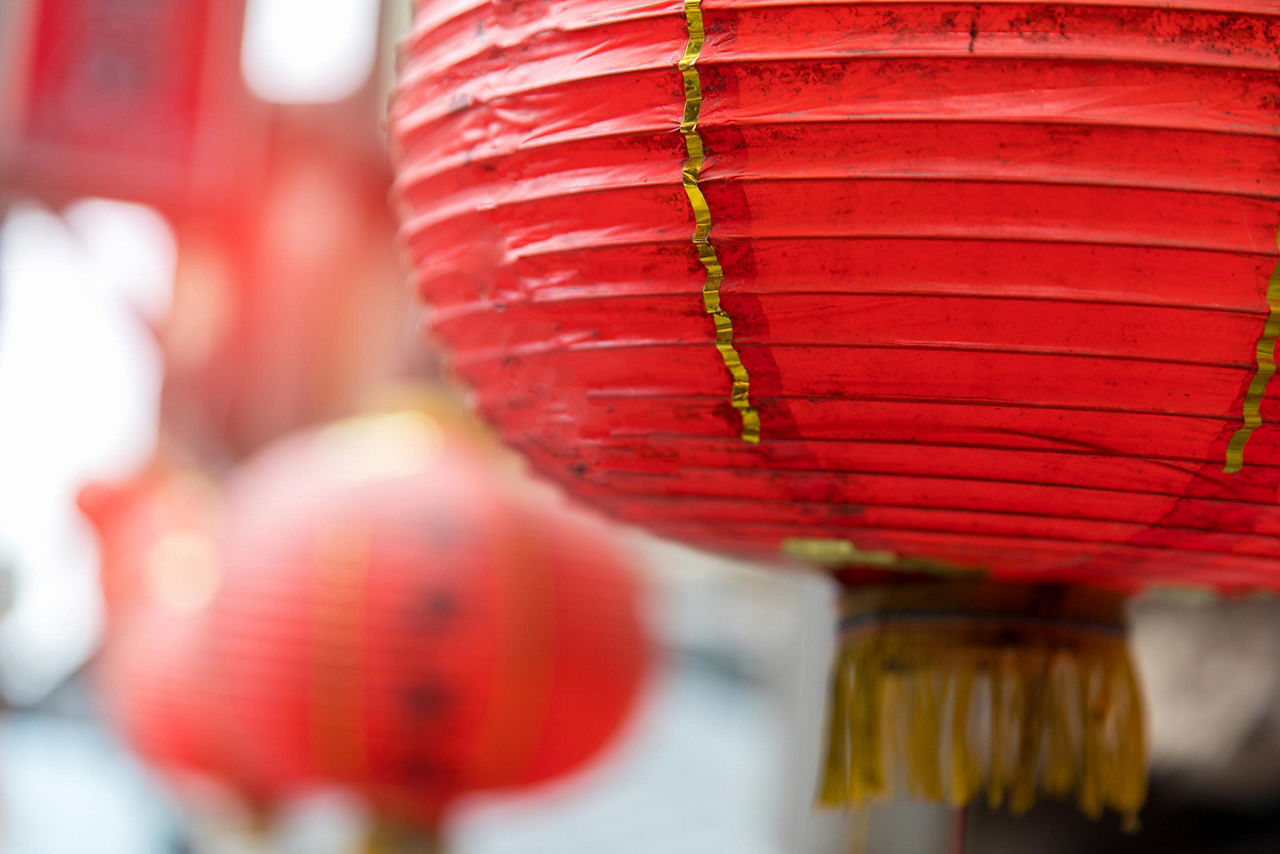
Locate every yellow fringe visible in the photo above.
<box><xmin>820</xmin><ymin>589</ymin><xmax>1147</xmax><ymax>824</ymax></box>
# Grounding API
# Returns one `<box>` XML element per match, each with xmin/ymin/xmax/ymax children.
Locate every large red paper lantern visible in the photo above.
<box><xmin>390</xmin><ymin>0</ymin><xmax>1280</xmax><ymax>819</ymax></box>
<box><xmin>199</xmin><ymin>410</ymin><xmax>649</xmax><ymax>826</ymax></box>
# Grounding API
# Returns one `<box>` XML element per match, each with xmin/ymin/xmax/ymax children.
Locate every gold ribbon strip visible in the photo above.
<box><xmin>310</xmin><ymin>524</ymin><xmax>370</xmax><ymax>778</ymax></box>
<box><xmin>679</xmin><ymin>0</ymin><xmax>760</xmax><ymax>443</ymax></box>
<box><xmin>781</xmin><ymin>536</ymin><xmax>985</xmax><ymax>578</ymax></box>
<box><xmin>1225</xmin><ymin>230</ymin><xmax>1280</xmax><ymax>473</ymax></box>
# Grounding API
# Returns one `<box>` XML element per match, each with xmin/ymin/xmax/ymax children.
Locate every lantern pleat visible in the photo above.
<box><xmin>99</xmin><ymin>609</ymin><xmax>217</xmax><ymax>783</ymax></box>
<box><xmin>820</xmin><ymin>583</ymin><xmax>1147</xmax><ymax>822</ymax></box>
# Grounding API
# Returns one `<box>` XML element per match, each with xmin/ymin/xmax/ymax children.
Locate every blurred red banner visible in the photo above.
<box><xmin>1</xmin><ymin>0</ymin><xmax>261</xmax><ymax>213</ymax></box>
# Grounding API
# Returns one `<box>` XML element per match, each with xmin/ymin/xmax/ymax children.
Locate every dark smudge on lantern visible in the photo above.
<box><xmin>92</xmin><ymin>408</ymin><xmax>651</xmax><ymax>833</ymax></box>
<box><xmin>389</xmin><ymin>0</ymin><xmax>1280</xmax><ymax>821</ymax></box>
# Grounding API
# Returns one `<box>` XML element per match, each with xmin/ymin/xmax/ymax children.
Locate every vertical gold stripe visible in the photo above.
<box><xmin>679</xmin><ymin>0</ymin><xmax>760</xmax><ymax>444</ymax></box>
<box><xmin>311</xmin><ymin>525</ymin><xmax>369</xmax><ymax>776</ymax></box>
<box><xmin>1225</xmin><ymin>230</ymin><xmax>1280</xmax><ymax>473</ymax></box>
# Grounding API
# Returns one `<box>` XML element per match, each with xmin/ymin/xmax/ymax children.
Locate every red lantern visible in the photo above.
<box><xmin>201</xmin><ymin>410</ymin><xmax>649</xmax><ymax>827</ymax></box>
<box><xmin>389</xmin><ymin>0</ymin><xmax>1280</xmax><ymax>819</ymax></box>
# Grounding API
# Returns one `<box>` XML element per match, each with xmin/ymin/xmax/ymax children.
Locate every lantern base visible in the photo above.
<box><xmin>820</xmin><ymin>582</ymin><xmax>1146</xmax><ymax>825</ymax></box>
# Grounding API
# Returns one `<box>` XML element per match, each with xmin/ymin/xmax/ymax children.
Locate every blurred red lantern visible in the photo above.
<box><xmin>390</xmin><ymin>0</ymin><xmax>1280</xmax><ymax>819</ymax></box>
<box><xmin>112</xmin><ymin>409</ymin><xmax>650</xmax><ymax>829</ymax></box>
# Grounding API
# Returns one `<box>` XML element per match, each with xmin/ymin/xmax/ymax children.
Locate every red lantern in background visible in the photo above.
<box><xmin>390</xmin><ymin>0</ymin><xmax>1280</xmax><ymax>820</ymax></box>
<box><xmin>93</xmin><ymin>407</ymin><xmax>650</xmax><ymax>833</ymax></box>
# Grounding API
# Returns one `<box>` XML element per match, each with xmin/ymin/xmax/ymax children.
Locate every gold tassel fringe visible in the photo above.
<box><xmin>820</xmin><ymin>584</ymin><xmax>1147</xmax><ymax>826</ymax></box>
